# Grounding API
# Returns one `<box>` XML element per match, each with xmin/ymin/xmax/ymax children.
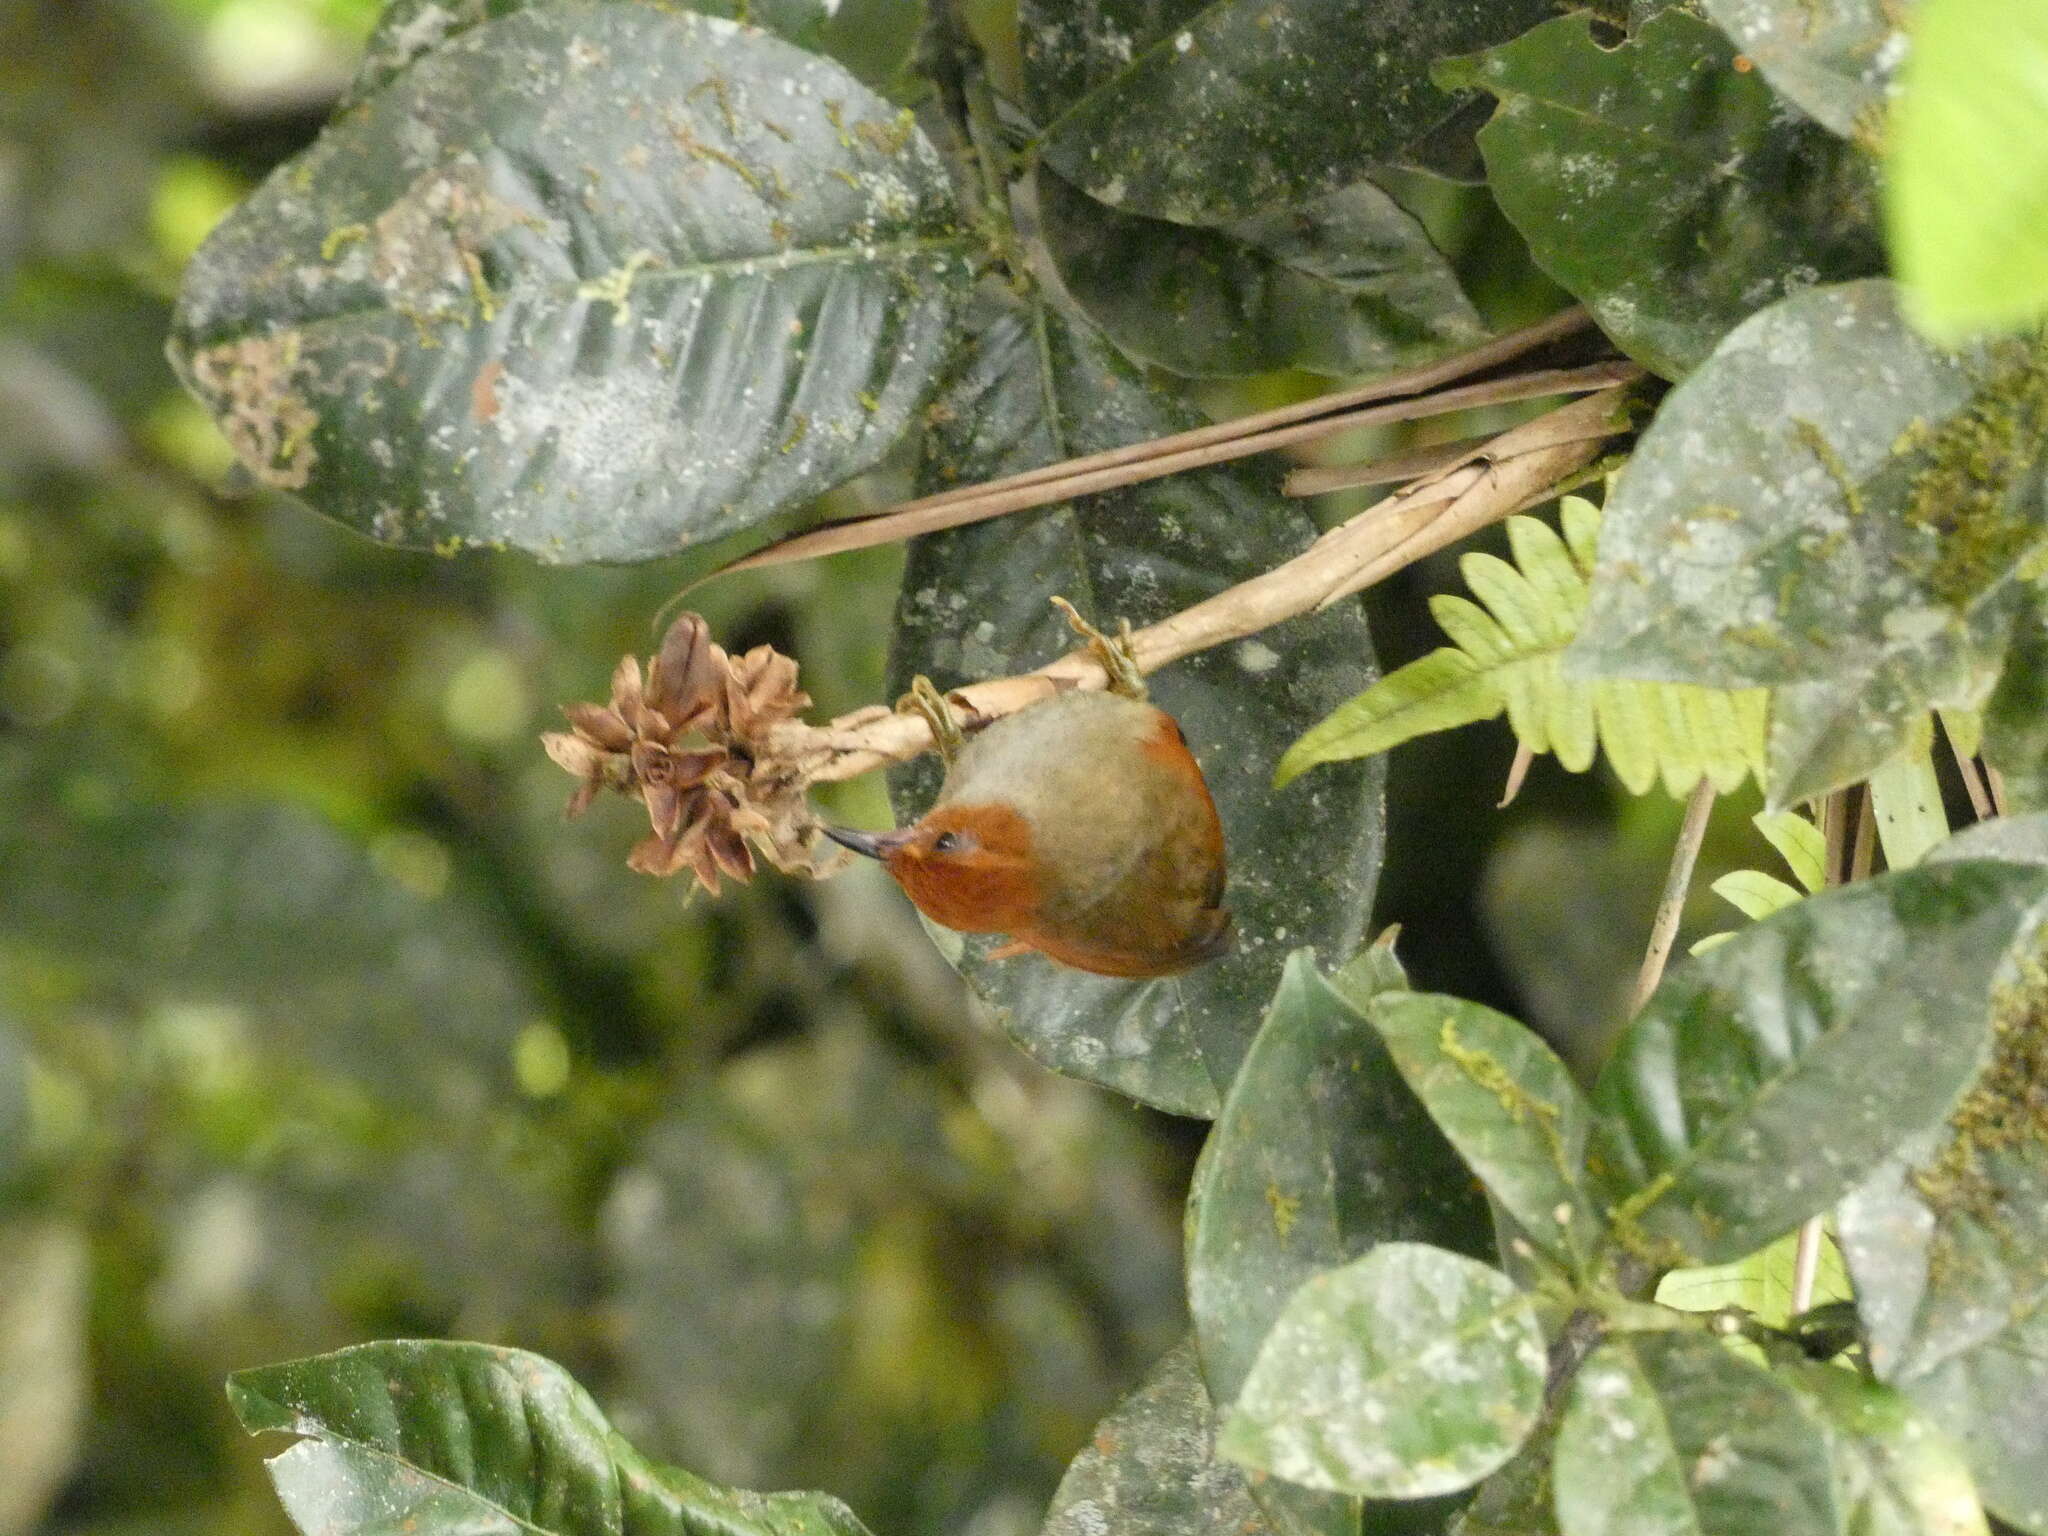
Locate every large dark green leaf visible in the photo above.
<box><xmin>1590</xmin><ymin>858</ymin><xmax>2048</xmax><ymax>1267</ymax></box>
<box><xmin>887</xmin><ymin>295</ymin><xmax>1384</xmax><ymax>1118</ymax></box>
<box><xmin>1569</xmin><ymin>280</ymin><xmax>2048</xmax><ymax>802</ymax></box>
<box><xmin>347</xmin><ymin>0</ymin><xmax>925</xmax><ymax>105</ymax></box>
<box><xmin>1043</xmin><ymin>1338</ymin><xmax>1273</xmax><ymax>1536</ymax></box>
<box><xmin>1366</xmin><ymin>993</ymin><xmax>1601</xmax><ymax>1276</ymax></box>
<box><xmin>1025</xmin><ymin>0</ymin><xmax>1556</xmax><ymax>225</ymax></box>
<box><xmin>1837</xmin><ymin>923</ymin><xmax>2048</xmax><ymax>1531</ymax></box>
<box><xmin>1441</xmin><ymin>11</ymin><xmax>1883</xmax><ymax>380</ymax></box>
<box><xmin>1217</xmin><ymin>1243</ymin><xmax>1544</xmax><ymax>1500</ymax></box>
<box><xmin>170</xmin><ymin>2</ymin><xmax>974</xmax><ymax>563</ymax></box>
<box><xmin>1554</xmin><ymin>1333</ymin><xmax>1838</xmax><ymax>1536</ymax></box>
<box><xmin>1186</xmin><ymin>949</ymin><xmax>1489</xmax><ymax>1536</ymax></box>
<box><xmin>1031</xmin><ymin>168</ymin><xmax>1482</xmax><ymax>380</ymax></box>
<box><xmin>1781</xmin><ymin>1363</ymin><xmax>1988</xmax><ymax>1536</ymax></box>
<box><xmin>230</xmin><ymin>1341</ymin><xmax>874</xmax><ymax>1536</ymax></box>
<box><xmin>1700</xmin><ymin>0</ymin><xmax>1909</xmax><ymax>141</ymax></box>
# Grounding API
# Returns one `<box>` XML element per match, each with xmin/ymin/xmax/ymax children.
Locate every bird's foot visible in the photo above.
<box><xmin>1051</xmin><ymin>596</ymin><xmax>1146</xmax><ymax>700</ymax></box>
<box><xmin>898</xmin><ymin>674</ymin><xmax>967</xmax><ymax>763</ymax></box>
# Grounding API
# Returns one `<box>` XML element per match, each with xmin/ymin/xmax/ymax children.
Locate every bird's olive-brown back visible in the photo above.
<box><xmin>936</xmin><ymin>691</ymin><xmax>1225</xmax><ymax>962</ymax></box>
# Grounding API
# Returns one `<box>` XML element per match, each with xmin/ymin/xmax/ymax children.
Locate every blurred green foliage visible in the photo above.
<box><xmin>0</xmin><ymin>3</ymin><xmax>1771</xmax><ymax>1533</ymax></box>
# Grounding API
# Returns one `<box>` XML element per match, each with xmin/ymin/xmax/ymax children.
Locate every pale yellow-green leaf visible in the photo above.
<box><xmin>1272</xmin><ymin>649</ymin><xmax>1497</xmax><ymax>786</ymax></box>
<box><xmin>1277</xmin><ymin>502</ymin><xmax>1766</xmax><ymax>794</ymax></box>
<box><xmin>1755</xmin><ymin>811</ymin><xmax>1827</xmax><ymax>893</ymax></box>
<box><xmin>1713</xmin><ymin>870</ymin><xmax>1806</xmax><ymax>922</ymax></box>
<box><xmin>1656</xmin><ymin>1226</ymin><xmax>1852</xmax><ymax>1330</ymax></box>
<box><xmin>1869</xmin><ymin>734</ymin><xmax>1950</xmax><ymax>870</ymax></box>
<box><xmin>1560</xmin><ymin>494</ymin><xmax>1601</xmax><ymax>570</ymax></box>
<box><xmin>1941</xmin><ymin>707</ymin><xmax>1984</xmax><ymax>759</ymax></box>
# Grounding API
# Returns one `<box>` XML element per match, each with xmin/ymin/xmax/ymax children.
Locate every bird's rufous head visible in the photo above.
<box><xmin>824</xmin><ymin>802</ymin><xmax>1040</xmax><ymax>935</ymax></box>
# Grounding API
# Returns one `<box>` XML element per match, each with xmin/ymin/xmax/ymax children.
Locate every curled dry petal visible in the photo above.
<box><xmin>643</xmin><ymin>780</ymin><xmax>683</xmax><ymax>842</ymax></box>
<box><xmin>542</xmin><ymin>731</ymin><xmax>608</xmax><ymax>780</ymax></box>
<box><xmin>703</xmin><ymin>801</ymin><xmax>755</xmax><ymax>881</ymax></box>
<box><xmin>627</xmin><ymin>830</ymin><xmax>691</xmax><ymax>879</ymax></box>
<box><xmin>647</xmin><ymin>613</ymin><xmax>725</xmax><ymax>728</ymax></box>
<box><xmin>562</xmin><ymin>701</ymin><xmax>633</xmax><ymax>751</ymax></box>
<box><xmin>609</xmin><ymin>655</ymin><xmax>644</xmax><ymax>719</ymax></box>
<box><xmin>722</xmin><ymin>645</ymin><xmax>810</xmax><ymax>740</ymax></box>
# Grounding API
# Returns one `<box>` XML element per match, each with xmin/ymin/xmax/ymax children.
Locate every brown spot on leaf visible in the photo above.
<box><xmin>471</xmin><ymin>360</ymin><xmax>503</xmax><ymax>422</ymax></box>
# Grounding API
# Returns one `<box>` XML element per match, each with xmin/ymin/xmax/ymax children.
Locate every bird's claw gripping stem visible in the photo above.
<box><xmin>1051</xmin><ymin>597</ymin><xmax>1146</xmax><ymax>700</ymax></box>
<box><xmin>899</xmin><ymin>674</ymin><xmax>968</xmax><ymax>763</ymax></box>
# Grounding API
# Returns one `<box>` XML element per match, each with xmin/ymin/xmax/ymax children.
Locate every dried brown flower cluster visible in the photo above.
<box><xmin>542</xmin><ymin>613</ymin><xmax>830</xmax><ymax>894</ymax></box>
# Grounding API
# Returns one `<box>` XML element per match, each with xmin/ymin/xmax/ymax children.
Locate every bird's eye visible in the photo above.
<box><xmin>932</xmin><ymin>831</ymin><xmax>962</xmax><ymax>854</ymax></box>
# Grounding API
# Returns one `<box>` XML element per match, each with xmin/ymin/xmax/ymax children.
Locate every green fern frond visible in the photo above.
<box><xmin>1275</xmin><ymin>496</ymin><xmax>1768</xmax><ymax>794</ymax></box>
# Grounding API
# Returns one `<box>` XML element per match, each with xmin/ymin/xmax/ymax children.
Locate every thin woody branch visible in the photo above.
<box><xmin>768</xmin><ymin>386</ymin><xmax>1632</xmax><ymax>784</ymax></box>
<box><xmin>701</xmin><ymin>309</ymin><xmax>1628</xmax><ymax>582</ymax></box>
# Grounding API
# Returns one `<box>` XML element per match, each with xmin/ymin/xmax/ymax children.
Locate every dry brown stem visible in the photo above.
<box><xmin>766</xmin><ymin>386</ymin><xmax>1631</xmax><ymax>785</ymax></box>
<box><xmin>701</xmin><ymin>308</ymin><xmax>1628</xmax><ymax>581</ymax></box>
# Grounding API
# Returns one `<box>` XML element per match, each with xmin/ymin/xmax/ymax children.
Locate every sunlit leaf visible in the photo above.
<box><xmin>1218</xmin><ymin>1244</ymin><xmax>1544</xmax><ymax>1500</ymax></box>
<box><xmin>1025</xmin><ymin>0</ymin><xmax>1556</xmax><ymax>224</ymax></box>
<box><xmin>1755</xmin><ymin>810</ymin><xmax>1827</xmax><ymax>893</ymax></box>
<box><xmin>1655</xmin><ymin>1226</ymin><xmax>1852</xmax><ymax>1330</ymax></box>
<box><xmin>1186</xmin><ymin>950</ymin><xmax>1488</xmax><ymax>1536</ymax></box>
<box><xmin>230</xmin><ymin>1341</ymin><xmax>875</xmax><ymax>1536</ymax></box>
<box><xmin>1710</xmin><ymin>869</ymin><xmax>1804</xmax><ymax>923</ymax></box>
<box><xmin>1278</xmin><ymin>500</ymin><xmax>1767</xmax><ymax>797</ymax></box>
<box><xmin>171</xmin><ymin>3</ymin><xmax>975</xmax><ymax>562</ymax></box>
<box><xmin>1869</xmin><ymin>727</ymin><xmax>1951</xmax><ymax>868</ymax></box>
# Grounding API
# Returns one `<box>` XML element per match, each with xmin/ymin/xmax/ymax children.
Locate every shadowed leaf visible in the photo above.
<box><xmin>1555</xmin><ymin>1333</ymin><xmax>1838</xmax><ymax>1536</ymax></box>
<box><xmin>1033</xmin><ymin>167</ymin><xmax>1482</xmax><ymax>380</ymax></box>
<box><xmin>1444</xmin><ymin>11</ymin><xmax>1882</xmax><ymax>380</ymax></box>
<box><xmin>1042</xmin><ymin>1339</ymin><xmax>1273</xmax><ymax>1536</ymax></box>
<box><xmin>1025</xmin><ymin>0</ymin><xmax>1555</xmax><ymax>224</ymax></box>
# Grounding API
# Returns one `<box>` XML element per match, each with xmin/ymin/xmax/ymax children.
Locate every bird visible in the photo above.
<box><xmin>824</xmin><ymin>686</ymin><xmax>1231</xmax><ymax>979</ymax></box>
